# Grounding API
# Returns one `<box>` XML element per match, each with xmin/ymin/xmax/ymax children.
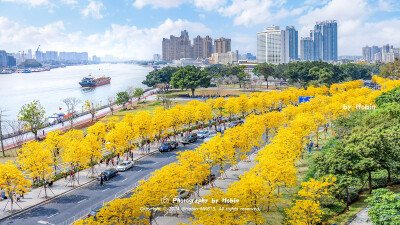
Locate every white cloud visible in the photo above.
<box><xmin>133</xmin><ymin>0</ymin><xmax>188</xmax><ymax>9</ymax></box>
<box><xmin>0</xmin><ymin>0</ymin><xmax>50</xmax><ymax>6</ymax></box>
<box><xmin>298</xmin><ymin>0</ymin><xmax>400</xmax><ymax>55</ymax></box>
<box><xmin>132</xmin><ymin>0</ymin><xmax>225</xmax><ymax>11</ymax></box>
<box><xmin>81</xmin><ymin>0</ymin><xmax>105</xmax><ymax>19</ymax></box>
<box><xmin>198</xmin><ymin>13</ymin><xmax>205</xmax><ymax>19</ymax></box>
<box><xmin>61</xmin><ymin>0</ymin><xmax>78</xmax><ymax>4</ymax></box>
<box><xmin>0</xmin><ymin>17</ymin><xmax>211</xmax><ymax>60</ymax></box>
<box><xmin>376</xmin><ymin>0</ymin><xmax>400</xmax><ymax>12</ymax></box>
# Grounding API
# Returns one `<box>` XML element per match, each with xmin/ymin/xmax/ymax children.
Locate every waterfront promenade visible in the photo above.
<box><xmin>1</xmin><ymin>90</ymin><xmax>156</xmax><ymax>151</ymax></box>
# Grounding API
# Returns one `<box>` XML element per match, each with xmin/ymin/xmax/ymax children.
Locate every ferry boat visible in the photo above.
<box><xmin>79</xmin><ymin>75</ymin><xmax>111</xmax><ymax>87</ymax></box>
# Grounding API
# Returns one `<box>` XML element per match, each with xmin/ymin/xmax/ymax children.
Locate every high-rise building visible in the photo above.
<box><xmin>6</xmin><ymin>55</ymin><xmax>16</xmax><ymax>67</ymax></box>
<box><xmin>257</xmin><ymin>26</ymin><xmax>289</xmax><ymax>64</ymax></box>
<box><xmin>214</xmin><ymin>37</ymin><xmax>231</xmax><ymax>53</ymax></box>
<box><xmin>92</xmin><ymin>55</ymin><xmax>101</xmax><ymax>62</ymax></box>
<box><xmin>153</xmin><ymin>54</ymin><xmax>161</xmax><ymax>62</ymax></box>
<box><xmin>285</xmin><ymin>26</ymin><xmax>298</xmax><ymax>61</ymax></box>
<box><xmin>203</xmin><ymin>36</ymin><xmax>213</xmax><ymax>58</ymax></box>
<box><xmin>309</xmin><ymin>20</ymin><xmax>337</xmax><ymax>61</ymax></box>
<box><xmin>300</xmin><ymin>37</ymin><xmax>314</xmax><ymax>61</ymax></box>
<box><xmin>362</xmin><ymin>46</ymin><xmax>372</xmax><ymax>62</ymax></box>
<box><xmin>371</xmin><ymin>46</ymin><xmax>380</xmax><ymax>61</ymax></box>
<box><xmin>0</xmin><ymin>50</ymin><xmax>7</xmax><ymax>67</ymax></box>
<box><xmin>193</xmin><ymin>35</ymin><xmax>203</xmax><ymax>59</ymax></box>
<box><xmin>382</xmin><ymin>44</ymin><xmax>393</xmax><ymax>54</ymax></box>
<box><xmin>162</xmin><ymin>30</ymin><xmax>192</xmax><ymax>61</ymax></box>
<box><xmin>210</xmin><ymin>51</ymin><xmax>238</xmax><ymax>65</ymax></box>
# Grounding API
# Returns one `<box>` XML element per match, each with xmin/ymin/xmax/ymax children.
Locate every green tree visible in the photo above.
<box><xmin>142</xmin><ymin>67</ymin><xmax>179</xmax><ymax>87</ymax></box>
<box><xmin>116</xmin><ymin>91</ymin><xmax>130</xmax><ymax>109</ymax></box>
<box><xmin>170</xmin><ymin>66</ymin><xmax>211</xmax><ymax>97</ymax></box>
<box><xmin>367</xmin><ymin>189</ymin><xmax>400</xmax><ymax>224</ymax></box>
<box><xmin>317</xmin><ymin>67</ymin><xmax>334</xmax><ymax>86</ymax></box>
<box><xmin>253</xmin><ymin>63</ymin><xmax>275</xmax><ymax>89</ymax></box>
<box><xmin>374</xmin><ymin>87</ymin><xmax>400</xmax><ymax>107</ymax></box>
<box><xmin>134</xmin><ymin>87</ymin><xmax>144</xmax><ymax>103</ymax></box>
<box><xmin>379</xmin><ymin>57</ymin><xmax>400</xmax><ymax>80</ymax></box>
<box><xmin>340</xmin><ymin>63</ymin><xmax>371</xmax><ymax>80</ymax></box>
<box><xmin>18</xmin><ymin>100</ymin><xmax>46</xmax><ymax>140</ymax></box>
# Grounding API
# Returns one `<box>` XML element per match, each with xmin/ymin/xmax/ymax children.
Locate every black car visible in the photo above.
<box><xmin>181</xmin><ymin>133</ymin><xmax>198</xmax><ymax>144</ymax></box>
<box><xmin>99</xmin><ymin>168</ymin><xmax>118</xmax><ymax>181</ymax></box>
<box><xmin>158</xmin><ymin>141</ymin><xmax>178</xmax><ymax>152</ymax></box>
<box><xmin>232</xmin><ymin>120</ymin><xmax>244</xmax><ymax>127</ymax></box>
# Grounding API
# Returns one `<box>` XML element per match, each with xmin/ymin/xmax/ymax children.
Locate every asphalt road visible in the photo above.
<box><xmin>0</xmin><ymin>140</ymin><xmax>201</xmax><ymax>225</ymax></box>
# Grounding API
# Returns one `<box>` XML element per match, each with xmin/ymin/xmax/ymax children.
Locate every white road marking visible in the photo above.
<box><xmin>138</xmin><ymin>169</ymin><xmax>142</xmax><ymax>172</ymax></box>
<box><xmin>122</xmin><ymin>178</ymin><xmax>127</xmax><ymax>182</ymax></box>
<box><xmin>47</xmin><ymin>213</ymin><xmax>59</xmax><ymax>218</ymax></box>
<box><xmin>38</xmin><ymin>221</ymin><xmax>54</xmax><ymax>225</ymax></box>
<box><xmin>102</xmin><ymin>188</ymin><xmax>109</xmax><ymax>192</ymax></box>
<box><xmin>153</xmin><ymin>161</ymin><xmax>158</xmax><ymax>165</ymax></box>
<box><xmin>77</xmin><ymin>199</ymin><xmax>86</xmax><ymax>204</ymax></box>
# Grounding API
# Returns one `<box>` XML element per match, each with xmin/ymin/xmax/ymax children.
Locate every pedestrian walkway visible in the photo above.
<box><xmin>2</xmin><ymin>91</ymin><xmax>156</xmax><ymax>151</ymax></box>
<box><xmin>155</xmin><ymin>150</ymin><xmax>258</xmax><ymax>225</ymax></box>
<box><xmin>0</xmin><ymin>143</ymin><xmax>160</xmax><ymax>220</ymax></box>
<box><xmin>348</xmin><ymin>208</ymin><xmax>372</xmax><ymax>225</ymax></box>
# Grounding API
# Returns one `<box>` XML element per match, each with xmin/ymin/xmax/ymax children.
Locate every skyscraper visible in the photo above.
<box><xmin>300</xmin><ymin>37</ymin><xmax>314</xmax><ymax>61</ymax></box>
<box><xmin>162</xmin><ymin>31</ymin><xmax>192</xmax><ymax>61</ymax></box>
<box><xmin>214</xmin><ymin>37</ymin><xmax>231</xmax><ymax>53</ymax></box>
<box><xmin>193</xmin><ymin>35</ymin><xmax>203</xmax><ymax>59</ymax></box>
<box><xmin>285</xmin><ymin>26</ymin><xmax>298</xmax><ymax>61</ymax></box>
<box><xmin>257</xmin><ymin>26</ymin><xmax>289</xmax><ymax>64</ymax></box>
<box><xmin>362</xmin><ymin>46</ymin><xmax>372</xmax><ymax>62</ymax></box>
<box><xmin>310</xmin><ymin>20</ymin><xmax>337</xmax><ymax>61</ymax></box>
<box><xmin>203</xmin><ymin>36</ymin><xmax>213</xmax><ymax>58</ymax></box>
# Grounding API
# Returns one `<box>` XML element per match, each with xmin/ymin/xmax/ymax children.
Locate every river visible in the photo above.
<box><xmin>0</xmin><ymin>63</ymin><xmax>152</xmax><ymax>128</ymax></box>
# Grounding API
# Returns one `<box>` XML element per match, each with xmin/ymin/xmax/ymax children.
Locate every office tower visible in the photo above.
<box><xmin>300</xmin><ymin>37</ymin><xmax>314</xmax><ymax>61</ymax></box>
<box><xmin>311</xmin><ymin>20</ymin><xmax>337</xmax><ymax>61</ymax></box>
<box><xmin>203</xmin><ymin>35</ymin><xmax>213</xmax><ymax>58</ymax></box>
<box><xmin>371</xmin><ymin>46</ymin><xmax>380</xmax><ymax>61</ymax></box>
<box><xmin>162</xmin><ymin>38</ymin><xmax>170</xmax><ymax>61</ymax></box>
<box><xmin>362</xmin><ymin>46</ymin><xmax>372</xmax><ymax>62</ymax></box>
<box><xmin>257</xmin><ymin>31</ymin><xmax>267</xmax><ymax>63</ymax></box>
<box><xmin>214</xmin><ymin>37</ymin><xmax>231</xmax><ymax>53</ymax></box>
<box><xmin>285</xmin><ymin>26</ymin><xmax>298</xmax><ymax>61</ymax></box>
<box><xmin>0</xmin><ymin>50</ymin><xmax>7</xmax><ymax>67</ymax></box>
<box><xmin>382</xmin><ymin>44</ymin><xmax>393</xmax><ymax>53</ymax></box>
<box><xmin>193</xmin><ymin>35</ymin><xmax>203</xmax><ymax>59</ymax></box>
<box><xmin>257</xmin><ymin>26</ymin><xmax>289</xmax><ymax>64</ymax></box>
<box><xmin>6</xmin><ymin>55</ymin><xmax>16</xmax><ymax>67</ymax></box>
<box><xmin>162</xmin><ymin>30</ymin><xmax>192</xmax><ymax>61</ymax></box>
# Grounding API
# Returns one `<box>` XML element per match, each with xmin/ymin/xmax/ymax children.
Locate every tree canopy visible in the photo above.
<box><xmin>170</xmin><ymin>66</ymin><xmax>211</xmax><ymax>97</ymax></box>
<box><xmin>142</xmin><ymin>67</ymin><xmax>178</xmax><ymax>87</ymax></box>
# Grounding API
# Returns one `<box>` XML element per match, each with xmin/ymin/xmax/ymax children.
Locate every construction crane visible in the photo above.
<box><xmin>18</xmin><ymin>50</ymin><xmax>25</xmax><ymax>62</ymax></box>
<box><xmin>34</xmin><ymin>45</ymin><xmax>40</xmax><ymax>60</ymax></box>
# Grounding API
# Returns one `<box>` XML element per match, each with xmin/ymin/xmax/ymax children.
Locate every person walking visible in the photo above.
<box><xmin>100</xmin><ymin>176</ymin><xmax>104</xmax><ymax>186</ymax></box>
<box><xmin>147</xmin><ymin>143</ymin><xmax>151</xmax><ymax>153</ymax></box>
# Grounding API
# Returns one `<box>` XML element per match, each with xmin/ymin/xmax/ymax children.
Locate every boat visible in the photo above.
<box><xmin>79</xmin><ymin>74</ymin><xmax>111</xmax><ymax>87</ymax></box>
<box><xmin>0</xmin><ymin>69</ymin><xmax>12</xmax><ymax>74</ymax></box>
<box><xmin>22</xmin><ymin>69</ymin><xmax>31</xmax><ymax>73</ymax></box>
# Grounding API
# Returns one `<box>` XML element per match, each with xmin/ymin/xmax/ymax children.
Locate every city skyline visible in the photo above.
<box><xmin>0</xmin><ymin>0</ymin><xmax>400</xmax><ymax>60</ymax></box>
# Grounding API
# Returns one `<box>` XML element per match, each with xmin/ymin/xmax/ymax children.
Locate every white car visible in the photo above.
<box><xmin>197</xmin><ymin>131</ymin><xmax>210</xmax><ymax>139</ymax></box>
<box><xmin>203</xmin><ymin>133</ymin><xmax>218</xmax><ymax>142</ymax></box>
<box><xmin>116</xmin><ymin>161</ymin><xmax>134</xmax><ymax>172</ymax></box>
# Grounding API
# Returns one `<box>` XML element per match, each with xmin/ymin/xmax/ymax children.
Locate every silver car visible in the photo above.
<box><xmin>116</xmin><ymin>161</ymin><xmax>134</xmax><ymax>171</ymax></box>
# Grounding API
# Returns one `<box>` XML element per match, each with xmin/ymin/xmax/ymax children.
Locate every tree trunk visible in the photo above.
<box><xmin>0</xmin><ymin>121</ymin><xmax>5</xmax><ymax>157</ymax></box>
<box><xmin>266</xmin><ymin>78</ymin><xmax>269</xmax><ymax>89</ymax></box>
<box><xmin>387</xmin><ymin>169</ymin><xmax>392</xmax><ymax>186</ymax></box>
<box><xmin>191</xmin><ymin>88</ymin><xmax>195</xmax><ymax>97</ymax></box>
<box><xmin>368</xmin><ymin>171</ymin><xmax>372</xmax><ymax>194</ymax></box>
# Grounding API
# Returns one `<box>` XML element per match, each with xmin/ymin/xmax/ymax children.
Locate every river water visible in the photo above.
<box><xmin>0</xmin><ymin>63</ymin><xmax>152</xmax><ymax>125</ymax></box>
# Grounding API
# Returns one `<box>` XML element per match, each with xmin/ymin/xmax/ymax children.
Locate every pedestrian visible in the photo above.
<box><xmin>111</xmin><ymin>159</ymin><xmax>114</xmax><ymax>166</ymax></box>
<box><xmin>100</xmin><ymin>176</ymin><xmax>104</xmax><ymax>186</ymax></box>
<box><xmin>64</xmin><ymin>172</ymin><xmax>68</xmax><ymax>180</ymax></box>
<box><xmin>147</xmin><ymin>144</ymin><xmax>150</xmax><ymax>153</ymax></box>
<box><xmin>43</xmin><ymin>130</ymin><xmax>45</xmax><ymax>136</ymax></box>
<box><xmin>106</xmin><ymin>158</ymin><xmax>109</xmax><ymax>167</ymax></box>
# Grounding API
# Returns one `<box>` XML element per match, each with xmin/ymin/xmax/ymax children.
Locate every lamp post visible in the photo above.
<box><xmin>346</xmin><ymin>187</ymin><xmax>355</xmax><ymax>210</ymax></box>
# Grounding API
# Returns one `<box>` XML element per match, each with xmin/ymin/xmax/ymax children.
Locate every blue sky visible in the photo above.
<box><xmin>0</xmin><ymin>0</ymin><xmax>400</xmax><ymax>60</ymax></box>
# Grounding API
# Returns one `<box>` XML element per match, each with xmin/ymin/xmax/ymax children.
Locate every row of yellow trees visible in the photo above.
<box><xmin>73</xmin><ymin>80</ymin><xmax>366</xmax><ymax>225</ymax></box>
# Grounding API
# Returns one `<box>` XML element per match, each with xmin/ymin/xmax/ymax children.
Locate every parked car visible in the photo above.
<box><xmin>88</xmin><ymin>205</ymin><xmax>102</xmax><ymax>218</ymax></box>
<box><xmin>177</xmin><ymin>189</ymin><xmax>193</xmax><ymax>199</ymax></box>
<box><xmin>116</xmin><ymin>161</ymin><xmax>134</xmax><ymax>171</ymax></box>
<box><xmin>197</xmin><ymin>131</ymin><xmax>210</xmax><ymax>139</ymax></box>
<box><xmin>203</xmin><ymin>133</ymin><xmax>218</xmax><ymax>142</ymax></box>
<box><xmin>201</xmin><ymin>174</ymin><xmax>216</xmax><ymax>185</ymax></box>
<box><xmin>231</xmin><ymin>120</ymin><xmax>244</xmax><ymax>127</ymax></box>
<box><xmin>181</xmin><ymin>133</ymin><xmax>198</xmax><ymax>144</ymax></box>
<box><xmin>158</xmin><ymin>141</ymin><xmax>179</xmax><ymax>152</ymax></box>
<box><xmin>99</xmin><ymin>168</ymin><xmax>118</xmax><ymax>181</ymax></box>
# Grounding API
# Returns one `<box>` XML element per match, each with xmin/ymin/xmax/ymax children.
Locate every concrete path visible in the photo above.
<box><xmin>348</xmin><ymin>208</ymin><xmax>372</xmax><ymax>225</ymax></box>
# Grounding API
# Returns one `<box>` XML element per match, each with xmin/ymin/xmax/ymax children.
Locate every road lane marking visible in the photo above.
<box><xmin>122</xmin><ymin>178</ymin><xmax>127</xmax><ymax>182</ymax></box>
<box><xmin>102</xmin><ymin>188</ymin><xmax>109</xmax><ymax>192</ymax></box>
<box><xmin>47</xmin><ymin>213</ymin><xmax>59</xmax><ymax>218</ymax></box>
<box><xmin>153</xmin><ymin>162</ymin><xmax>158</xmax><ymax>165</ymax></box>
<box><xmin>77</xmin><ymin>199</ymin><xmax>86</xmax><ymax>204</ymax></box>
<box><xmin>38</xmin><ymin>221</ymin><xmax>54</xmax><ymax>225</ymax></box>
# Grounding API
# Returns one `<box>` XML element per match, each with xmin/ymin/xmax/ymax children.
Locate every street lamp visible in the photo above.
<box><xmin>346</xmin><ymin>187</ymin><xmax>355</xmax><ymax>210</ymax></box>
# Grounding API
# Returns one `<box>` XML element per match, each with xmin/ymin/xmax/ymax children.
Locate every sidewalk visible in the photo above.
<box><xmin>0</xmin><ymin>142</ymin><xmax>161</xmax><ymax>220</ymax></box>
<box><xmin>348</xmin><ymin>208</ymin><xmax>372</xmax><ymax>225</ymax></box>
<box><xmin>155</xmin><ymin>149</ymin><xmax>258</xmax><ymax>225</ymax></box>
<box><xmin>2</xmin><ymin>91</ymin><xmax>156</xmax><ymax>151</ymax></box>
